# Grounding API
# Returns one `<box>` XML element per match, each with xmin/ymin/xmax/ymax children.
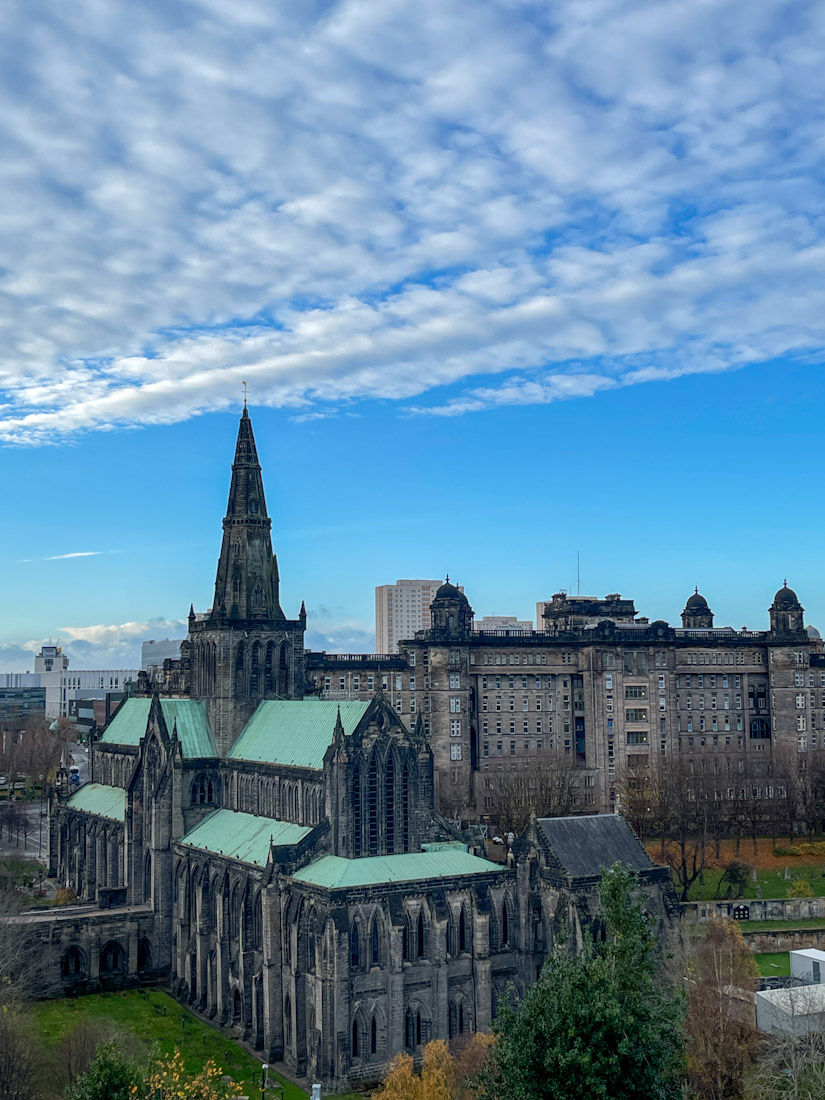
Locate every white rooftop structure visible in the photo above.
<box><xmin>790</xmin><ymin>948</ymin><xmax>825</xmax><ymax>984</ymax></box>
<box><xmin>756</xmin><ymin>984</ymin><xmax>825</xmax><ymax>1035</ymax></box>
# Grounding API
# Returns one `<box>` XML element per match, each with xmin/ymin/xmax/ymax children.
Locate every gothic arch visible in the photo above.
<box><xmin>250</xmin><ymin>642</ymin><xmax>262</xmax><ymax>697</ymax></box>
<box><xmin>234</xmin><ymin>642</ymin><xmax>247</xmax><ymax>695</ymax></box>
<box><xmin>264</xmin><ymin>642</ymin><xmax>276</xmax><ymax>694</ymax></box>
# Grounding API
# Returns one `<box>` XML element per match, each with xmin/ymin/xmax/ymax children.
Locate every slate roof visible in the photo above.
<box><xmin>67</xmin><ymin>783</ymin><xmax>126</xmax><ymax>822</ymax></box>
<box><xmin>227</xmin><ymin>700</ymin><xmax>370</xmax><ymax>770</ymax></box>
<box><xmin>179</xmin><ymin>809</ymin><xmax>312</xmax><ymax>867</ymax></box>
<box><xmin>537</xmin><ymin>814</ymin><xmax>653</xmax><ymax>878</ymax></box>
<box><xmin>291</xmin><ymin>850</ymin><xmax>504</xmax><ymax>890</ymax></box>
<box><xmin>99</xmin><ymin>698</ymin><xmax>217</xmax><ymax>758</ymax></box>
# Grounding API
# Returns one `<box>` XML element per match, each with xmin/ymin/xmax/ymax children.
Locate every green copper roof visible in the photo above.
<box><xmin>291</xmin><ymin>850</ymin><xmax>505</xmax><ymax>890</ymax></box>
<box><xmin>179</xmin><ymin>809</ymin><xmax>312</xmax><ymax>867</ymax></box>
<box><xmin>67</xmin><ymin>783</ymin><xmax>126</xmax><ymax>822</ymax></box>
<box><xmin>100</xmin><ymin>698</ymin><xmax>217</xmax><ymax>758</ymax></box>
<box><xmin>227</xmin><ymin>700</ymin><xmax>370</xmax><ymax>770</ymax></box>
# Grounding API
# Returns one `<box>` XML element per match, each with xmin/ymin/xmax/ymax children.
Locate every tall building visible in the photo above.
<box><xmin>375</xmin><ymin>580</ymin><xmax>443</xmax><ymax>653</ymax></box>
<box><xmin>33</xmin><ymin>646</ymin><xmax>138</xmax><ymax>719</ymax></box>
<box><xmin>40</xmin><ymin>406</ymin><xmax>676</xmax><ymax>1092</ymax></box>
<box><xmin>141</xmin><ymin>638</ymin><xmax>184</xmax><ymax>671</ymax></box>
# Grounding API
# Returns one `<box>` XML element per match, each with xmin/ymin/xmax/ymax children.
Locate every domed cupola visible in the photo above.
<box><xmin>429</xmin><ymin>575</ymin><xmax>474</xmax><ymax>639</ymax></box>
<box><xmin>770</xmin><ymin>581</ymin><xmax>805</xmax><ymax>634</ymax></box>
<box><xmin>681</xmin><ymin>587</ymin><xmax>714</xmax><ymax>629</ymax></box>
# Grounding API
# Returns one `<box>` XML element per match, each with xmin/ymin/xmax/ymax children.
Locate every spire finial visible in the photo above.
<box><xmin>445</xmin><ymin>572</ymin><xmax>450</xmax><ymax>583</ymax></box>
<box><xmin>242</xmin><ymin>380</ymin><xmax>248</xmax><ymax>408</ymax></box>
<box><xmin>784</xmin><ymin>578</ymin><xmax>788</xmax><ymax>588</ymax></box>
<box><xmin>694</xmin><ymin>585</ymin><xmax>699</xmax><ymax>595</ymax></box>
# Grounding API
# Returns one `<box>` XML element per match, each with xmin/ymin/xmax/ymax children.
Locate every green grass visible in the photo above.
<box><xmin>32</xmin><ymin>990</ymin><xmax>307</xmax><ymax>1099</ymax></box>
<box><xmin>754</xmin><ymin>952</ymin><xmax>790</xmax><ymax>977</ymax></box>
<box><xmin>679</xmin><ymin>865</ymin><xmax>825</xmax><ymax>902</ymax></box>
<box><xmin>738</xmin><ymin>918</ymin><xmax>825</xmax><ymax>932</ymax></box>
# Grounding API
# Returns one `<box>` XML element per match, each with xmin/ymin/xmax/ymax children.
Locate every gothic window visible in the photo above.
<box><xmin>264</xmin><ymin>643</ymin><xmax>275</xmax><ymax>694</ymax></box>
<box><xmin>459</xmin><ymin>905</ymin><xmax>467</xmax><ymax>953</ymax></box>
<box><xmin>250</xmin><ymin>497</ymin><xmax>259</xmax><ymax>514</ymax></box>
<box><xmin>284</xmin><ymin>995</ymin><xmax>292</xmax><ymax>1048</ymax></box>
<box><xmin>234</xmin><ymin>643</ymin><xmax>246</xmax><ymax>695</ymax></box>
<box><xmin>402</xmin><ymin>758</ymin><xmax>411</xmax><ymax>851</ymax></box>
<box><xmin>233</xmin><ymin>540</ymin><xmax>241</xmax><ymax>558</ymax></box>
<box><xmin>143</xmin><ymin>851</ymin><xmax>152</xmax><ymax>903</ymax></box>
<box><xmin>252</xmin><ymin>584</ymin><xmax>263</xmax><ymax>609</ymax></box>
<box><xmin>62</xmin><ymin>946</ymin><xmax>86</xmax><ymax>979</ymax></box>
<box><xmin>250</xmin><ymin>644</ymin><xmax>261</xmax><ymax>696</ymax></box>
<box><xmin>385</xmin><ymin>753</ymin><xmax>395</xmax><ymax>853</ymax></box>
<box><xmin>352</xmin><ymin>1018</ymin><xmax>359</xmax><ymax>1058</ymax></box>
<box><xmin>254</xmin><ymin>892</ymin><xmax>263</xmax><ymax>949</ymax></box>
<box><xmin>100</xmin><ymin>941</ymin><xmax>125</xmax><ymax>973</ymax></box>
<box><xmin>371</xmin><ymin>1015</ymin><xmax>378</xmax><ymax>1055</ymax></box>
<box><xmin>501</xmin><ymin>900</ymin><xmax>510</xmax><ymax>947</ymax></box>
<box><xmin>459</xmin><ymin>1003</ymin><xmax>465</xmax><ymax>1033</ymax></box>
<box><xmin>417</xmin><ymin>909</ymin><xmax>425</xmax><ymax>959</ymax></box>
<box><xmin>367</xmin><ymin>754</ymin><xmax>379</xmax><ymax>855</ymax></box>
<box><xmin>371</xmin><ymin>917</ymin><xmax>380</xmax><ymax>966</ymax></box>
<box><xmin>233</xmin><ymin>575</ymin><xmax>241</xmax><ymax>601</ymax></box>
<box><xmin>352</xmin><ymin>765</ymin><xmax>362</xmax><ymax>858</ymax></box>
<box><xmin>350</xmin><ymin>921</ymin><xmax>360</xmax><ymax>970</ymax></box>
<box><xmin>308</xmin><ymin>918</ymin><xmax>316</xmax><ymax>971</ymax></box>
<box><xmin>207</xmin><ymin>779</ymin><xmax>213</xmax><ymax>803</ymax></box>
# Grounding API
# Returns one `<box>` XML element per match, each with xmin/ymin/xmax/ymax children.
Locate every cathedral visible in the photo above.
<box><xmin>42</xmin><ymin>407</ymin><xmax>676</xmax><ymax>1091</ymax></box>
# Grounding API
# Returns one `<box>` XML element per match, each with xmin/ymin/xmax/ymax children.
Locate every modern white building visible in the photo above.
<box><xmin>0</xmin><ymin>673</ymin><xmax>41</xmax><ymax>688</ymax></box>
<box><xmin>474</xmin><ymin>615</ymin><xmax>534</xmax><ymax>632</ymax></box>
<box><xmin>33</xmin><ymin>646</ymin><xmax>138</xmax><ymax>719</ymax></box>
<box><xmin>790</xmin><ymin>948</ymin><xmax>825</xmax><ymax>984</ymax></box>
<box><xmin>141</xmin><ymin>638</ymin><xmax>183</xmax><ymax>671</ymax></box>
<box><xmin>375</xmin><ymin>579</ymin><xmax>446</xmax><ymax>653</ymax></box>
<box><xmin>756</xmin><ymin>984</ymin><xmax>825</xmax><ymax>1035</ymax></box>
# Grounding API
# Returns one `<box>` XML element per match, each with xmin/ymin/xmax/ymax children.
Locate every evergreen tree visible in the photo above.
<box><xmin>64</xmin><ymin>1041</ymin><xmax>143</xmax><ymax>1100</ymax></box>
<box><xmin>482</xmin><ymin>863</ymin><xmax>685</xmax><ymax>1100</ymax></box>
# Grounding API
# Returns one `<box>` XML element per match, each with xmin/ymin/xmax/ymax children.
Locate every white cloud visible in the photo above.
<box><xmin>44</xmin><ymin>551</ymin><xmax>103</xmax><ymax>560</ymax></box>
<box><xmin>0</xmin><ymin>0</ymin><xmax>823</xmax><ymax>440</ymax></box>
<box><xmin>0</xmin><ymin>618</ymin><xmax>188</xmax><ymax>672</ymax></box>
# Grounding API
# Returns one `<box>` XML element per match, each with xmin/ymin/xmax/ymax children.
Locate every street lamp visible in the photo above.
<box><xmin>38</xmin><ymin>774</ymin><xmax>45</xmax><ymax>864</ymax></box>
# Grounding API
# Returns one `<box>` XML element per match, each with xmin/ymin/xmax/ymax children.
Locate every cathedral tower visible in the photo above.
<box><xmin>188</xmin><ymin>406</ymin><xmax>306</xmax><ymax>753</ymax></box>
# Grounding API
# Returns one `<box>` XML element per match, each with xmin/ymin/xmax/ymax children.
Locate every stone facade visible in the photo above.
<box><xmin>40</xmin><ymin>407</ymin><xmax>676</xmax><ymax>1092</ymax></box>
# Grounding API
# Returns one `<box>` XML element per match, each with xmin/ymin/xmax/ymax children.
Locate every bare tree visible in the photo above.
<box><xmin>484</xmin><ymin>753</ymin><xmax>582</xmax><ymax>838</ymax></box>
<box><xmin>0</xmin><ymin>1006</ymin><xmax>38</xmax><ymax>1100</ymax></box>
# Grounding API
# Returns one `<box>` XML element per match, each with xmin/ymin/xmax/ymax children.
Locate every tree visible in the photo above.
<box><xmin>0</xmin><ymin>1005</ymin><xmax>39</xmax><ymax>1100</ymax></box>
<box><xmin>375</xmin><ymin>1041</ymin><xmax>455</xmax><ymax>1100</ymax></box>
<box><xmin>64</xmin><ymin>1040</ymin><xmax>143</xmax><ymax>1100</ymax></box>
<box><xmin>481</xmin><ymin>863</ymin><xmax>685</xmax><ymax>1100</ymax></box>
<box><xmin>715</xmin><ymin>859</ymin><xmax>752</xmax><ymax>900</ymax></box>
<box><xmin>684</xmin><ymin>919</ymin><xmax>760</xmax><ymax>1100</ymax></box>
<box><xmin>141</xmin><ymin>1050</ymin><xmax>242</xmax><ymax>1100</ymax></box>
<box><xmin>485</xmin><ymin>754</ymin><xmax>581</xmax><ymax>839</ymax></box>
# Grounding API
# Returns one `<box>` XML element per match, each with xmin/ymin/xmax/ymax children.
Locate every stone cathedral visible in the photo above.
<box><xmin>39</xmin><ymin>408</ymin><xmax>675</xmax><ymax>1091</ymax></box>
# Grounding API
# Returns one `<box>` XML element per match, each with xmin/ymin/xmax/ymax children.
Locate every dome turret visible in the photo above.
<box><xmin>681</xmin><ymin>587</ymin><xmax>713</xmax><ymax>629</ymax></box>
<box><xmin>770</xmin><ymin>581</ymin><xmax>805</xmax><ymax>634</ymax></box>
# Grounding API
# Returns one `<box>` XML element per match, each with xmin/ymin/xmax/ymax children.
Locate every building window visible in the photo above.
<box><xmin>450</xmin><ymin>720</ymin><xmax>461</xmax><ymax>737</ymax></box>
<box><xmin>368</xmin><ymin>675</ymin><xmax>374</xmax><ymax>690</ymax></box>
<box><xmin>409</xmin><ymin>677</ymin><xmax>415</xmax><ymax>691</ymax></box>
<box><xmin>605</xmin><ymin>673</ymin><xmax>613</xmax><ymax>690</ymax></box>
<box><xmin>449</xmin><ymin>673</ymin><xmax>460</xmax><ymax>689</ymax></box>
<box><xmin>450</xmin><ymin>744</ymin><xmax>462</xmax><ymax>761</ymax></box>
<box><xmin>450</xmin><ymin>698</ymin><xmax>461</xmax><ymax>713</ymax></box>
<box><xmin>625</xmin><ymin>685</ymin><xmax>647</xmax><ymax>699</ymax></box>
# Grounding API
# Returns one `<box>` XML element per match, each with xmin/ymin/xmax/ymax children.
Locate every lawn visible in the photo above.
<box><xmin>738</xmin><ymin>918</ymin><xmax>825</xmax><ymax>933</ymax></box>
<box><xmin>645</xmin><ymin>837</ymin><xmax>825</xmax><ymax>902</ymax></box>
<box><xmin>33</xmin><ymin>990</ymin><xmax>306</xmax><ymax>1099</ymax></box>
<box><xmin>754</xmin><ymin>952</ymin><xmax>790</xmax><ymax>978</ymax></box>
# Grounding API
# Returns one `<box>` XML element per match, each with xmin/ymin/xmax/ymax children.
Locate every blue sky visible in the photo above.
<box><xmin>1</xmin><ymin>0</ymin><xmax>824</xmax><ymax>668</ymax></box>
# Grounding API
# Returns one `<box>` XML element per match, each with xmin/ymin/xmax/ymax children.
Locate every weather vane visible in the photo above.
<box><xmin>242</xmin><ymin>380</ymin><xmax>248</xmax><ymax>407</ymax></box>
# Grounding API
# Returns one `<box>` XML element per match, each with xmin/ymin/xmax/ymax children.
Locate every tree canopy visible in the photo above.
<box><xmin>482</xmin><ymin>863</ymin><xmax>685</xmax><ymax>1100</ymax></box>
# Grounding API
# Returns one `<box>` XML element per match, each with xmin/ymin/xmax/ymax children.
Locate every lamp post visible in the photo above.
<box><xmin>260</xmin><ymin>1063</ymin><xmax>268</xmax><ymax>1100</ymax></box>
<box><xmin>38</xmin><ymin>774</ymin><xmax>44</xmax><ymax>863</ymax></box>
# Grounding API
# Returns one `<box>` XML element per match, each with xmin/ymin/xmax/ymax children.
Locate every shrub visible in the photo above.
<box><xmin>786</xmin><ymin>880</ymin><xmax>814</xmax><ymax>898</ymax></box>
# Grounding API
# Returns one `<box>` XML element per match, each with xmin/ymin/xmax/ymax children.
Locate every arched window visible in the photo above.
<box><xmin>367</xmin><ymin>753</ymin><xmax>379</xmax><ymax>855</ymax></box>
<box><xmin>232</xmin><ymin>575</ymin><xmax>241</xmax><ymax>601</ymax></box>
<box><xmin>501</xmin><ymin>900</ymin><xmax>510</xmax><ymax>947</ymax></box>
<box><xmin>402</xmin><ymin>923</ymin><xmax>409</xmax><ymax>962</ymax></box>
<box><xmin>371</xmin><ymin>917</ymin><xmax>379</xmax><ymax>966</ymax></box>
<box><xmin>252</xmin><ymin>584</ymin><xmax>263</xmax><ymax>608</ymax></box>
<box><xmin>284</xmin><ymin>994</ymin><xmax>292</xmax><ymax>1048</ymax></box>
<box><xmin>143</xmin><ymin>851</ymin><xmax>152</xmax><ymax>903</ymax></box>
<box><xmin>459</xmin><ymin>1003</ymin><xmax>465</xmax><ymax>1033</ymax></box>
<box><xmin>137</xmin><ymin>939</ymin><xmax>152</xmax><ymax>972</ymax></box>
<box><xmin>402</xmin><ymin>758</ymin><xmax>411</xmax><ymax>850</ymax></box>
<box><xmin>264</xmin><ymin>643</ymin><xmax>275</xmax><ymax>694</ymax></box>
<box><xmin>308</xmin><ymin>922</ymin><xmax>316</xmax><ymax>971</ymax></box>
<box><xmin>234</xmin><ymin>643</ymin><xmax>246</xmax><ymax>694</ymax></box>
<box><xmin>62</xmin><ymin>946</ymin><xmax>86</xmax><ymax>979</ymax></box>
<box><xmin>405</xmin><ymin>1009</ymin><xmax>415</xmax><ymax>1051</ymax></box>
<box><xmin>254</xmin><ymin>892</ymin><xmax>263</xmax><ymax>949</ymax></box>
<box><xmin>371</xmin><ymin>1015</ymin><xmax>378</xmax><ymax>1055</ymax></box>
<box><xmin>385</xmin><ymin>752</ymin><xmax>395</xmax><ymax>854</ymax></box>
<box><xmin>233</xmin><ymin>540</ymin><xmax>241</xmax><ymax>558</ymax></box>
<box><xmin>351</xmin><ymin>1018</ymin><xmax>359</xmax><ymax>1058</ymax></box>
<box><xmin>207</xmin><ymin>779</ymin><xmax>213</xmax><ymax>803</ymax></box>
<box><xmin>417</xmin><ymin>909</ymin><xmax>425</xmax><ymax>959</ymax></box>
<box><xmin>250</xmin><ymin>644</ymin><xmax>261</xmax><ymax>696</ymax></box>
<box><xmin>350</xmin><ymin>921</ymin><xmax>360</xmax><ymax>970</ymax></box>
<box><xmin>352</xmin><ymin>766</ymin><xmax>362</xmax><ymax>858</ymax></box>
<box><xmin>100</xmin><ymin>941</ymin><xmax>125</xmax><ymax>973</ymax></box>
<box><xmin>459</xmin><ymin>905</ymin><xmax>467</xmax><ymax>953</ymax></box>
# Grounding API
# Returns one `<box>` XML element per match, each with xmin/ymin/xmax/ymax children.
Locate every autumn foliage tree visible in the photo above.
<box><xmin>375</xmin><ymin>1035</ymin><xmax>493</xmax><ymax>1100</ymax></box>
<box><xmin>684</xmin><ymin>919</ymin><xmax>760</xmax><ymax>1100</ymax></box>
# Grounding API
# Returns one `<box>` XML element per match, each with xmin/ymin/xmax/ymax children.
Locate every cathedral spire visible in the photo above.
<box><xmin>211</xmin><ymin>407</ymin><xmax>285</xmax><ymax>621</ymax></box>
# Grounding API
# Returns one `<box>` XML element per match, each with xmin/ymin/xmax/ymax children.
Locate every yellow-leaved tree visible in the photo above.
<box><xmin>139</xmin><ymin>1050</ymin><xmax>243</xmax><ymax>1100</ymax></box>
<box><xmin>375</xmin><ymin>1035</ymin><xmax>493</xmax><ymax>1100</ymax></box>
